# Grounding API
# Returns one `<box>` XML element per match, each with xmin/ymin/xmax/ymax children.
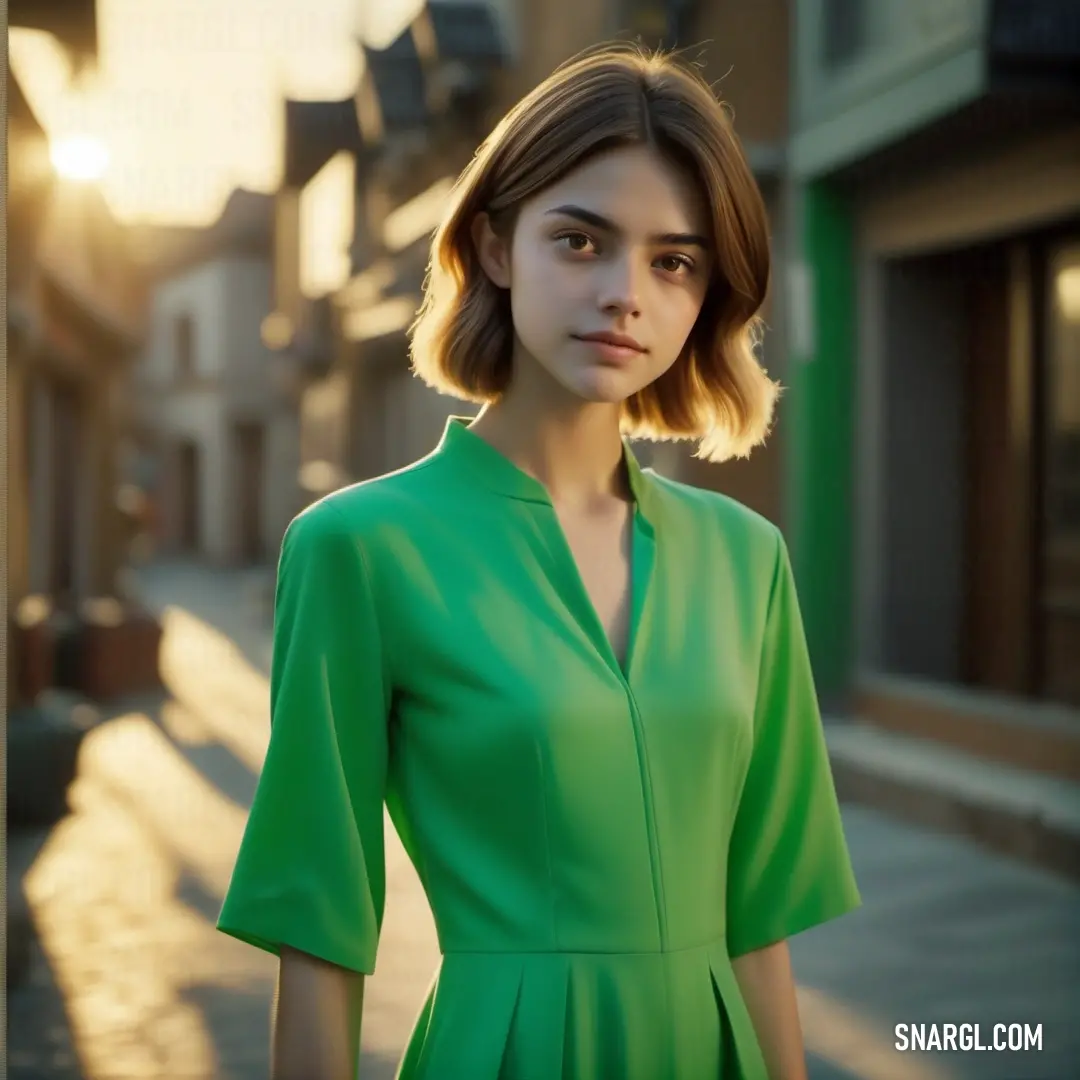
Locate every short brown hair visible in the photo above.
<box><xmin>408</xmin><ymin>42</ymin><xmax>779</xmax><ymax>462</ymax></box>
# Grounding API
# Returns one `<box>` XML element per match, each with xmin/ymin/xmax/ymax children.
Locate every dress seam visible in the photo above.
<box><xmin>626</xmin><ymin>685</ymin><xmax>670</xmax><ymax>948</ymax></box>
<box><xmin>532</xmin><ymin>737</ymin><xmax>561</xmax><ymax>950</ymax></box>
<box><xmin>441</xmin><ymin>934</ymin><xmax>726</xmax><ymax>957</ymax></box>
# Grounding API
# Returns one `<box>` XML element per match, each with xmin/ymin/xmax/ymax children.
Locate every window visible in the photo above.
<box><xmin>174</xmin><ymin>313</ymin><xmax>195</xmax><ymax>378</ymax></box>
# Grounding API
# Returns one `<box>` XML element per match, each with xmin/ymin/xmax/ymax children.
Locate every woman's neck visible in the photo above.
<box><xmin>468</xmin><ymin>394</ymin><xmax>631</xmax><ymax>509</ymax></box>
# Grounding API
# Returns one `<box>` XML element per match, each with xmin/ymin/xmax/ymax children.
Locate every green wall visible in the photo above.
<box><xmin>785</xmin><ymin>182</ymin><xmax>856</xmax><ymax>704</ymax></box>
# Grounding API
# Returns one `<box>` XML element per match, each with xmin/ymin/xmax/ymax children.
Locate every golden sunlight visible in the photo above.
<box><xmin>797</xmin><ymin>987</ymin><xmax>954</xmax><ymax>1080</ymax></box>
<box><xmin>17</xmin><ymin>584</ymin><xmax>437</xmax><ymax>1076</ymax></box>
<box><xmin>11</xmin><ymin>0</ymin><xmax>425</xmax><ymax>225</ymax></box>
<box><xmin>51</xmin><ymin>133</ymin><xmax>110</xmax><ymax>181</ymax></box>
<box><xmin>21</xmin><ymin>606</ymin><xmax>276</xmax><ymax>1078</ymax></box>
<box><xmin>300</xmin><ymin>151</ymin><xmax>355</xmax><ymax>299</ymax></box>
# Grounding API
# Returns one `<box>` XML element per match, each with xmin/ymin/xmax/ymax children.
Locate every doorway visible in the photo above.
<box><xmin>877</xmin><ymin>251</ymin><xmax>968</xmax><ymax>684</ymax></box>
<box><xmin>961</xmin><ymin>243</ymin><xmax>1034</xmax><ymax>695</ymax></box>
<box><xmin>876</xmin><ymin>228</ymin><xmax>1080</xmax><ymax>708</ymax></box>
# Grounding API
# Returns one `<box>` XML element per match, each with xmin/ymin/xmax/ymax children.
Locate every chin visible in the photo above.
<box><xmin>566</xmin><ymin>368</ymin><xmax>645</xmax><ymax>404</ymax></box>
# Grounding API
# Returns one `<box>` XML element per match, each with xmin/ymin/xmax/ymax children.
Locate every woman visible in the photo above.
<box><xmin>218</xmin><ymin>43</ymin><xmax>861</xmax><ymax>1080</ymax></box>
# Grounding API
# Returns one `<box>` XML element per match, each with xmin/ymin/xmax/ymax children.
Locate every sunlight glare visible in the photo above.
<box><xmin>300</xmin><ymin>151</ymin><xmax>355</xmax><ymax>299</ymax></box>
<box><xmin>797</xmin><ymin>987</ymin><xmax>954</xmax><ymax>1080</ymax></box>
<box><xmin>51</xmin><ymin>134</ymin><xmax>110</xmax><ymax>181</ymax></box>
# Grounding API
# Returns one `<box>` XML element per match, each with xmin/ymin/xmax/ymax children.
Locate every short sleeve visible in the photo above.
<box><xmin>725</xmin><ymin>528</ymin><xmax>861</xmax><ymax>959</ymax></box>
<box><xmin>216</xmin><ymin>501</ymin><xmax>390</xmax><ymax>975</ymax></box>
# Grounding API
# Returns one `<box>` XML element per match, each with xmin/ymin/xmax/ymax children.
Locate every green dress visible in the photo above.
<box><xmin>217</xmin><ymin>416</ymin><xmax>861</xmax><ymax>1079</ymax></box>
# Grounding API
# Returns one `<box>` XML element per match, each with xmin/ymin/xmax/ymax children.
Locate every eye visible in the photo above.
<box><xmin>656</xmin><ymin>253</ymin><xmax>695</xmax><ymax>275</ymax></box>
<box><xmin>554</xmin><ymin>230</ymin><xmax>597</xmax><ymax>254</ymax></box>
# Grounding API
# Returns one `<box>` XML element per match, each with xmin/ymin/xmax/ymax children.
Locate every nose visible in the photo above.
<box><xmin>596</xmin><ymin>255</ymin><xmax>642</xmax><ymax>317</ymax></box>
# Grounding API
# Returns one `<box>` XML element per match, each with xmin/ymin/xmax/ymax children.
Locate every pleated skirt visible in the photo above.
<box><xmin>396</xmin><ymin>938</ymin><xmax>768</xmax><ymax>1080</ymax></box>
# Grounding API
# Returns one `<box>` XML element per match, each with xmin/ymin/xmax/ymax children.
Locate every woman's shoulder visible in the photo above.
<box><xmin>648</xmin><ymin>470</ymin><xmax>782</xmax><ymax>559</ymax></box>
<box><xmin>284</xmin><ymin>456</ymin><xmax>446</xmax><ymax>552</ymax></box>
<box><xmin>648</xmin><ymin>473</ymin><xmax>791</xmax><ymax>628</ymax></box>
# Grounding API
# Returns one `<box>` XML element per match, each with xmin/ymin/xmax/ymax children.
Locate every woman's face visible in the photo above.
<box><xmin>474</xmin><ymin>144</ymin><xmax>714</xmax><ymax>406</ymax></box>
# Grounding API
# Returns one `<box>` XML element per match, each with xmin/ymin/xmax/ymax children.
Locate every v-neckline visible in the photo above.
<box><xmin>545</xmin><ymin>498</ymin><xmax>652</xmax><ymax>682</ymax></box>
<box><xmin>434</xmin><ymin>417</ymin><xmax>658</xmax><ymax>683</ymax></box>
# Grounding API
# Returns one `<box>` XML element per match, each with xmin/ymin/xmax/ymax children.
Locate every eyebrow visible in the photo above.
<box><xmin>544</xmin><ymin>204</ymin><xmax>710</xmax><ymax>249</ymax></box>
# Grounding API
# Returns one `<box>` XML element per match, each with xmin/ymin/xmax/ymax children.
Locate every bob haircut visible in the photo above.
<box><xmin>409</xmin><ymin>43</ymin><xmax>779</xmax><ymax>463</ymax></box>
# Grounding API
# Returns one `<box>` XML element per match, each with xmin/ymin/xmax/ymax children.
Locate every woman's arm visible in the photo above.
<box><xmin>272</xmin><ymin>946</ymin><xmax>366</xmax><ymax>1080</ymax></box>
<box><xmin>732</xmin><ymin>939</ymin><xmax>808</xmax><ymax>1080</ymax></box>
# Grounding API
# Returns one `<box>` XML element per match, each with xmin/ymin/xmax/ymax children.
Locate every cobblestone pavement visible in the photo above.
<box><xmin>8</xmin><ymin>560</ymin><xmax>1079</xmax><ymax>1079</ymax></box>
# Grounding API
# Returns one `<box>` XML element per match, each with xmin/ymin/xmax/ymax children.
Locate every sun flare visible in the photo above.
<box><xmin>50</xmin><ymin>133</ymin><xmax>110</xmax><ymax>181</ymax></box>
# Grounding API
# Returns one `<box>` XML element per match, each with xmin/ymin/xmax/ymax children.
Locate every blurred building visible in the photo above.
<box><xmin>130</xmin><ymin>190</ymin><xmax>303</xmax><ymax>566</ymax></box>
<box><xmin>266</xmin><ymin>0</ymin><xmax>792</xmax><ymax>527</ymax></box>
<box><xmin>786</xmin><ymin>0</ymin><xmax>1080</xmax><ymax>781</ymax></box>
<box><xmin>8</xmin><ymin>0</ymin><xmax>159</xmax><ymax>709</ymax></box>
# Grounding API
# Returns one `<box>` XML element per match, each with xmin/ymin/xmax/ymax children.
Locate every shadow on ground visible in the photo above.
<box><xmin>6</xmin><ymin>602</ymin><xmax>272</xmax><ymax>1080</ymax></box>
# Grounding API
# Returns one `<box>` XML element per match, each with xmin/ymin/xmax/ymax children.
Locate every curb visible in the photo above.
<box><xmin>827</xmin><ymin>723</ymin><xmax>1080</xmax><ymax>882</ymax></box>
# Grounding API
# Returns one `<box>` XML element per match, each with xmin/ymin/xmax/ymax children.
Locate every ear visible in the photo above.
<box><xmin>471</xmin><ymin>212</ymin><xmax>512</xmax><ymax>289</ymax></box>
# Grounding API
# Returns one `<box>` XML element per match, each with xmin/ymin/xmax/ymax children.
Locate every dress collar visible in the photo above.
<box><xmin>434</xmin><ymin>415</ymin><xmax>655</xmax><ymax>524</ymax></box>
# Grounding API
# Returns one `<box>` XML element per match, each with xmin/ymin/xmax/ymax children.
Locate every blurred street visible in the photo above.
<box><xmin>8</xmin><ymin>561</ymin><xmax>1080</xmax><ymax>1080</ymax></box>
<box><xmin>8</xmin><ymin>2</ymin><xmax>1080</xmax><ymax>1078</ymax></box>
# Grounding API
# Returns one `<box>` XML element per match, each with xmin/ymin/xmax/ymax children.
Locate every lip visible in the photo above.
<box><xmin>573</xmin><ymin>331</ymin><xmax>646</xmax><ymax>355</ymax></box>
